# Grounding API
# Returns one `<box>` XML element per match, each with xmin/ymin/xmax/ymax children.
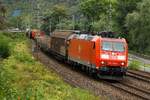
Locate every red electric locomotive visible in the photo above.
<box><xmin>68</xmin><ymin>34</ymin><xmax>128</xmax><ymax>79</ymax></box>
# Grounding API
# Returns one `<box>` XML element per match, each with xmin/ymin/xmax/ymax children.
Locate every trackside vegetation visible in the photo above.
<box><xmin>0</xmin><ymin>34</ymin><xmax>10</xmax><ymax>58</ymax></box>
<box><xmin>128</xmin><ymin>60</ymin><xmax>141</xmax><ymax>70</ymax></box>
<box><xmin>0</xmin><ymin>33</ymin><xmax>99</xmax><ymax>100</ymax></box>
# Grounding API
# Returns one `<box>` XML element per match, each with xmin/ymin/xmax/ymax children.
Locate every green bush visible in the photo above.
<box><xmin>2</xmin><ymin>32</ymin><xmax>25</xmax><ymax>40</ymax></box>
<box><xmin>128</xmin><ymin>60</ymin><xmax>141</xmax><ymax>70</ymax></box>
<box><xmin>0</xmin><ymin>34</ymin><xmax>10</xmax><ymax>58</ymax></box>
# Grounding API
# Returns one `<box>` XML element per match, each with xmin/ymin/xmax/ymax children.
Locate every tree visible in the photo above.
<box><xmin>0</xmin><ymin>1</ymin><xmax>7</xmax><ymax>29</ymax></box>
<box><xmin>41</xmin><ymin>4</ymin><xmax>68</xmax><ymax>34</ymax></box>
<box><xmin>126</xmin><ymin>0</ymin><xmax>150</xmax><ymax>54</ymax></box>
<box><xmin>79</xmin><ymin>0</ymin><xmax>117</xmax><ymax>32</ymax></box>
<box><xmin>115</xmin><ymin>0</ymin><xmax>142</xmax><ymax>33</ymax></box>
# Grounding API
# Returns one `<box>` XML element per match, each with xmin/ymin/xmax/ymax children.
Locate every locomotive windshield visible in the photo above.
<box><xmin>102</xmin><ymin>41</ymin><xmax>125</xmax><ymax>52</ymax></box>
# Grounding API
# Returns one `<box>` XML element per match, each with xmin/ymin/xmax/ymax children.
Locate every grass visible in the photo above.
<box><xmin>128</xmin><ymin>60</ymin><xmax>141</xmax><ymax>70</ymax></box>
<box><xmin>0</xmin><ymin>33</ymin><xmax>99</xmax><ymax>100</ymax></box>
<box><xmin>144</xmin><ymin>64</ymin><xmax>150</xmax><ymax>68</ymax></box>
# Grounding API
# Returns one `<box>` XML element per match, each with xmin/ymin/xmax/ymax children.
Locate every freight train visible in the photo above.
<box><xmin>26</xmin><ymin>29</ymin><xmax>44</xmax><ymax>39</ymax></box>
<box><xmin>34</xmin><ymin>30</ymin><xmax>128</xmax><ymax>80</ymax></box>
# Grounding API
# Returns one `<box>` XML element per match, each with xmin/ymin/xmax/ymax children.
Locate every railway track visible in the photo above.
<box><xmin>128</xmin><ymin>70</ymin><xmax>150</xmax><ymax>78</ymax></box>
<box><xmin>127</xmin><ymin>70</ymin><xmax>150</xmax><ymax>83</ymax></box>
<box><xmin>138</xmin><ymin>70</ymin><xmax>150</xmax><ymax>75</ymax></box>
<box><xmin>54</xmin><ymin>61</ymin><xmax>150</xmax><ymax>100</ymax></box>
<box><xmin>65</xmin><ymin>71</ymin><xmax>150</xmax><ymax>100</ymax></box>
<box><xmin>104</xmin><ymin>69</ymin><xmax>150</xmax><ymax>100</ymax></box>
<box><xmin>44</xmin><ymin>55</ymin><xmax>150</xmax><ymax>100</ymax></box>
<box><xmin>105</xmin><ymin>81</ymin><xmax>150</xmax><ymax>100</ymax></box>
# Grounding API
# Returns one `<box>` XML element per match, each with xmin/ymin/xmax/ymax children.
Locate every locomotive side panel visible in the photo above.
<box><xmin>68</xmin><ymin>39</ymin><xmax>96</xmax><ymax>68</ymax></box>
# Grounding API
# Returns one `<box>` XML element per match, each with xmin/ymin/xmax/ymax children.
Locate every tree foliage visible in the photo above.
<box><xmin>41</xmin><ymin>4</ymin><xmax>68</xmax><ymax>34</ymax></box>
<box><xmin>2</xmin><ymin>0</ymin><xmax>150</xmax><ymax>54</ymax></box>
<box><xmin>126</xmin><ymin>0</ymin><xmax>150</xmax><ymax>54</ymax></box>
<box><xmin>115</xmin><ymin>0</ymin><xmax>142</xmax><ymax>32</ymax></box>
<box><xmin>79</xmin><ymin>0</ymin><xmax>117</xmax><ymax>31</ymax></box>
<box><xmin>0</xmin><ymin>1</ymin><xmax>7</xmax><ymax>29</ymax></box>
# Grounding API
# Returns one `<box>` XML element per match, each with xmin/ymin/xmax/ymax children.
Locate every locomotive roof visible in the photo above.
<box><xmin>101</xmin><ymin>37</ymin><xmax>126</xmax><ymax>42</ymax></box>
<box><xmin>73</xmin><ymin>34</ymin><xmax>99</xmax><ymax>41</ymax></box>
<box><xmin>71</xmin><ymin>34</ymin><xmax>125</xmax><ymax>42</ymax></box>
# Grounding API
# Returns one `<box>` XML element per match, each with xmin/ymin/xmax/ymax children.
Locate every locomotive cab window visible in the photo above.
<box><xmin>102</xmin><ymin>41</ymin><xmax>125</xmax><ymax>52</ymax></box>
<box><xmin>113</xmin><ymin>42</ymin><xmax>125</xmax><ymax>52</ymax></box>
<box><xmin>102</xmin><ymin>41</ymin><xmax>112</xmax><ymax>51</ymax></box>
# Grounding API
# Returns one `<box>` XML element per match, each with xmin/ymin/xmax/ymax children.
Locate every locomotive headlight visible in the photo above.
<box><xmin>121</xmin><ymin>62</ymin><xmax>125</xmax><ymax>66</ymax></box>
<box><xmin>101</xmin><ymin>54</ymin><xmax>109</xmax><ymax>59</ymax></box>
<box><xmin>118</xmin><ymin>56</ymin><xmax>125</xmax><ymax>60</ymax></box>
<box><xmin>101</xmin><ymin>61</ymin><xmax>105</xmax><ymax>64</ymax></box>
